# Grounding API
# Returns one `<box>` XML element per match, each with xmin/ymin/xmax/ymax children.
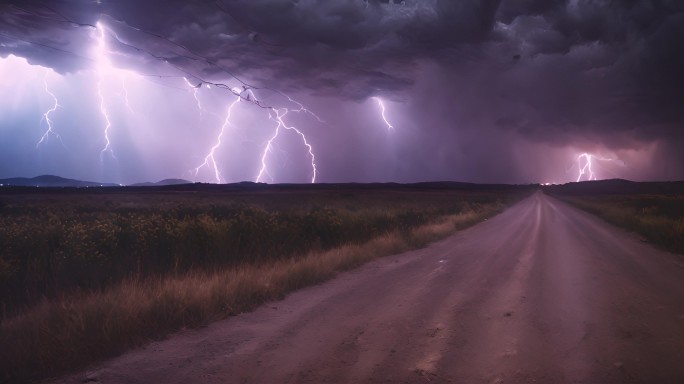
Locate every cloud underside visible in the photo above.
<box><xmin>1</xmin><ymin>0</ymin><xmax>683</xmax><ymax>168</ymax></box>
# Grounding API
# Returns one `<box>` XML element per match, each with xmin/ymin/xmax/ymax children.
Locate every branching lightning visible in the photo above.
<box><xmin>183</xmin><ymin>70</ymin><xmax>321</xmax><ymax>184</ymax></box>
<box><xmin>4</xmin><ymin>9</ymin><xmax>328</xmax><ymax>184</ymax></box>
<box><xmin>576</xmin><ymin>153</ymin><xmax>595</xmax><ymax>182</ymax></box>
<box><xmin>576</xmin><ymin>153</ymin><xmax>614</xmax><ymax>182</ymax></box>
<box><xmin>223</xmin><ymin>86</ymin><xmax>320</xmax><ymax>184</ymax></box>
<box><xmin>254</xmin><ymin>90</ymin><xmax>319</xmax><ymax>184</ymax></box>
<box><xmin>192</xmin><ymin>96</ymin><xmax>242</xmax><ymax>183</ymax></box>
<box><xmin>257</xmin><ymin>106</ymin><xmax>318</xmax><ymax>184</ymax></box>
<box><xmin>371</xmin><ymin>96</ymin><xmax>394</xmax><ymax>131</ymax></box>
<box><xmin>281</xmin><ymin>93</ymin><xmax>326</xmax><ymax>125</ymax></box>
<box><xmin>36</xmin><ymin>71</ymin><xmax>64</xmax><ymax>148</ymax></box>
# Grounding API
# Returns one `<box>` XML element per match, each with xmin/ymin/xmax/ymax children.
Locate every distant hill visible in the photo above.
<box><xmin>0</xmin><ymin>175</ymin><xmax>197</xmax><ymax>188</ymax></box>
<box><xmin>0</xmin><ymin>175</ymin><xmax>118</xmax><ymax>188</ymax></box>
<box><xmin>130</xmin><ymin>178</ymin><xmax>193</xmax><ymax>187</ymax></box>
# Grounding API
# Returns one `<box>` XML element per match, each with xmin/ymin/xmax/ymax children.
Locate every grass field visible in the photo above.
<box><xmin>0</xmin><ymin>183</ymin><xmax>529</xmax><ymax>383</ymax></box>
<box><xmin>552</xmin><ymin>193</ymin><xmax>684</xmax><ymax>255</ymax></box>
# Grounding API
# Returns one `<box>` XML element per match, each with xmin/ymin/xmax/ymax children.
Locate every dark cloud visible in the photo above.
<box><xmin>1</xmin><ymin>0</ymin><xmax>683</xmax><ymax>182</ymax></box>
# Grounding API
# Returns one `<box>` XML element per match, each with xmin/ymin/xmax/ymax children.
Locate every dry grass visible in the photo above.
<box><xmin>0</xmin><ymin>200</ymin><xmax>513</xmax><ymax>383</ymax></box>
<box><xmin>557</xmin><ymin>194</ymin><xmax>684</xmax><ymax>254</ymax></box>
<box><xmin>0</xmin><ymin>187</ymin><xmax>520</xmax><ymax>315</ymax></box>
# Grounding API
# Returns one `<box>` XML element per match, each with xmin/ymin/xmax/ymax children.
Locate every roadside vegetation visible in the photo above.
<box><xmin>555</xmin><ymin>194</ymin><xmax>684</xmax><ymax>254</ymax></box>
<box><xmin>0</xmin><ymin>184</ymin><xmax>528</xmax><ymax>383</ymax></box>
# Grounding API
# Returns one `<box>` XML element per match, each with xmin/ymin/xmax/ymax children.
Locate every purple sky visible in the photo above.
<box><xmin>1</xmin><ymin>0</ymin><xmax>683</xmax><ymax>185</ymax></box>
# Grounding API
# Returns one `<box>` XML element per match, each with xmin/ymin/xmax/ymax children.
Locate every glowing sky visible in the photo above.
<box><xmin>1</xmin><ymin>1</ymin><xmax>683</xmax><ymax>184</ymax></box>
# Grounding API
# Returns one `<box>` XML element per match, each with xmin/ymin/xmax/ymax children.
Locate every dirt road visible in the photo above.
<box><xmin>57</xmin><ymin>191</ymin><xmax>684</xmax><ymax>383</ymax></box>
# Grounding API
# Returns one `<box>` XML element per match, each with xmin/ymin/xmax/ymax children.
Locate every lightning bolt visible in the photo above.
<box><xmin>576</xmin><ymin>153</ymin><xmax>614</xmax><ymax>182</ymax></box>
<box><xmin>8</xmin><ymin>12</ymin><xmax>326</xmax><ymax>183</ymax></box>
<box><xmin>257</xmin><ymin>106</ymin><xmax>317</xmax><ymax>184</ymax></box>
<box><xmin>576</xmin><ymin>153</ymin><xmax>596</xmax><ymax>182</ymax></box>
<box><xmin>97</xmin><ymin>83</ymin><xmax>115</xmax><ymax>161</ymax></box>
<box><xmin>221</xmin><ymin>87</ymin><xmax>319</xmax><ymax>184</ymax></box>
<box><xmin>371</xmin><ymin>96</ymin><xmax>394</xmax><ymax>131</ymax></box>
<box><xmin>192</xmin><ymin>96</ymin><xmax>241</xmax><ymax>184</ymax></box>
<box><xmin>36</xmin><ymin>70</ymin><xmax>64</xmax><ymax>148</ymax></box>
<box><xmin>184</xmin><ymin>79</ymin><xmax>225</xmax><ymax>121</ymax></box>
<box><xmin>95</xmin><ymin>22</ymin><xmax>116</xmax><ymax>162</ymax></box>
<box><xmin>97</xmin><ymin>16</ymin><xmax>322</xmax><ymax>184</ymax></box>
<box><xmin>120</xmin><ymin>76</ymin><xmax>135</xmax><ymax>114</ymax></box>
<box><xmin>184</xmin><ymin>77</ymin><xmax>203</xmax><ymax>117</ymax></box>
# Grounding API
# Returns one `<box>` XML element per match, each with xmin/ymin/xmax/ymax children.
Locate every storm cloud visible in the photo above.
<box><xmin>1</xmin><ymin>0</ymin><xmax>683</xmax><ymax>183</ymax></box>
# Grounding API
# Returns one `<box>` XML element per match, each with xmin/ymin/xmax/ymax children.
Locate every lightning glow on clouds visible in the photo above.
<box><xmin>41</xmin><ymin>19</ymin><xmax>324</xmax><ymax>184</ymax></box>
<box><xmin>0</xmin><ymin>47</ymin><xmax>637</xmax><ymax>185</ymax></box>
<box><xmin>1</xmin><ymin>0</ymin><xmax>682</xmax><ymax>184</ymax></box>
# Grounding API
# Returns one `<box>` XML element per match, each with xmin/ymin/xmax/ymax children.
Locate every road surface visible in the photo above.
<box><xmin>57</xmin><ymin>191</ymin><xmax>684</xmax><ymax>383</ymax></box>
